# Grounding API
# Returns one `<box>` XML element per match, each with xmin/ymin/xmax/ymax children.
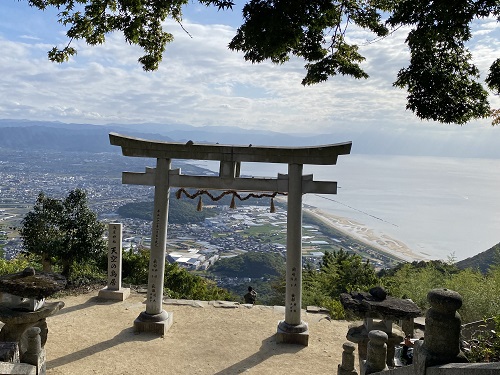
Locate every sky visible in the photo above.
<box><xmin>1</xmin><ymin>1</ymin><xmax>500</xmax><ymax>144</ymax></box>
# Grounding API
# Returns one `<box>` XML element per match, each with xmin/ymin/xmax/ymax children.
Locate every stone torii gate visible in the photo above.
<box><xmin>109</xmin><ymin>133</ymin><xmax>351</xmax><ymax>344</ymax></box>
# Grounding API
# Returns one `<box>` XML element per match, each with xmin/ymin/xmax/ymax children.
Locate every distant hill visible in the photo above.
<box><xmin>117</xmin><ymin>199</ymin><xmax>214</xmax><ymax>224</ymax></box>
<box><xmin>210</xmin><ymin>252</ymin><xmax>285</xmax><ymax>279</ymax></box>
<box><xmin>456</xmin><ymin>242</ymin><xmax>500</xmax><ymax>273</ymax></box>
<box><xmin>2</xmin><ymin>118</ymin><xmax>500</xmax><ymax>158</ymax></box>
<box><xmin>0</xmin><ymin>119</ymin><xmax>174</xmax><ymax>152</ymax></box>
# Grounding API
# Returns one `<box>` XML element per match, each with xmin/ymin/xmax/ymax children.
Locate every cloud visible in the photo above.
<box><xmin>0</xmin><ymin>9</ymin><xmax>498</xmax><ymax>139</ymax></box>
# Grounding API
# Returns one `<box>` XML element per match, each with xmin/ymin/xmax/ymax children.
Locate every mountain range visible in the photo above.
<box><xmin>1</xmin><ymin>119</ymin><xmax>499</xmax><ymax>158</ymax></box>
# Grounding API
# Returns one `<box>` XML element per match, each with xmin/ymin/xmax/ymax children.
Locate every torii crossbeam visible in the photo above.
<box><xmin>110</xmin><ymin>133</ymin><xmax>352</xmax><ymax>344</ymax></box>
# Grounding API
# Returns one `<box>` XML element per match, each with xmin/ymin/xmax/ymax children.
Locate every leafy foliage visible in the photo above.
<box><xmin>302</xmin><ymin>249</ymin><xmax>378</xmax><ymax>318</ymax></box>
<box><xmin>319</xmin><ymin>249</ymin><xmax>379</xmax><ymax>297</ymax></box>
<box><xmin>122</xmin><ymin>247</ymin><xmax>151</xmax><ymax>285</ymax></box>
<box><xmin>378</xmin><ymin>259</ymin><xmax>460</xmax><ymax>278</ymax></box>
<box><xmin>388</xmin><ymin>0</ymin><xmax>492</xmax><ymax>124</ymax></box>
<box><xmin>229</xmin><ymin>0</ymin><xmax>391</xmax><ymax>85</ymax></box>
<box><xmin>382</xmin><ymin>260</ymin><xmax>500</xmax><ymax>323</ymax></box>
<box><xmin>223</xmin><ymin>277</ymin><xmax>283</xmax><ymax>305</ymax></box>
<box><xmin>164</xmin><ymin>262</ymin><xmax>233</xmax><ymax>300</ymax></box>
<box><xmin>381</xmin><ymin>261</ymin><xmax>449</xmax><ymax>310</ymax></box>
<box><xmin>0</xmin><ymin>255</ymin><xmax>33</xmax><ymax>276</ymax></box>
<box><xmin>20</xmin><ymin>189</ymin><xmax>106</xmax><ymax>279</ymax></box>
<box><xmin>28</xmin><ymin>0</ymin><xmax>234</xmax><ymax>71</ymax></box>
<box><xmin>464</xmin><ymin>315</ymin><xmax>500</xmax><ymax>363</ymax></box>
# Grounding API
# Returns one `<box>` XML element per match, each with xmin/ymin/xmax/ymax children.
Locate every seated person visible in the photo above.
<box><xmin>401</xmin><ymin>335</ymin><xmax>416</xmax><ymax>365</ymax></box>
<box><xmin>244</xmin><ymin>286</ymin><xmax>257</xmax><ymax>304</ymax></box>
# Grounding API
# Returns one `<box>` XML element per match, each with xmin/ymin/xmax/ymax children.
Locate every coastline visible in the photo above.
<box><xmin>303</xmin><ymin>207</ymin><xmax>426</xmax><ymax>262</ymax></box>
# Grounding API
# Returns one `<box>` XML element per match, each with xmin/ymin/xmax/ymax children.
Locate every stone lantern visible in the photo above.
<box><xmin>0</xmin><ymin>268</ymin><xmax>66</xmax><ymax>360</ymax></box>
<box><xmin>340</xmin><ymin>286</ymin><xmax>421</xmax><ymax>368</ymax></box>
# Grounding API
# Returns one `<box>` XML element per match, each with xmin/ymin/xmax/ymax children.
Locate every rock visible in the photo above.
<box><xmin>369</xmin><ymin>286</ymin><xmax>387</xmax><ymax>300</ymax></box>
<box><xmin>22</xmin><ymin>268</ymin><xmax>36</xmax><ymax>277</ymax></box>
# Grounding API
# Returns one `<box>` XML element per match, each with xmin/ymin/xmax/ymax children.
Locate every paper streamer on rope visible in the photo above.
<box><xmin>196</xmin><ymin>196</ymin><xmax>203</xmax><ymax>211</ymax></box>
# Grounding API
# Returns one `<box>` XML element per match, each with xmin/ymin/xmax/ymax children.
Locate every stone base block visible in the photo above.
<box><xmin>337</xmin><ymin>364</ymin><xmax>358</xmax><ymax>375</ymax></box>
<box><xmin>133</xmin><ymin>310</ymin><xmax>173</xmax><ymax>336</ymax></box>
<box><xmin>0</xmin><ymin>342</ymin><xmax>19</xmax><ymax>363</ymax></box>
<box><xmin>0</xmin><ymin>362</ymin><xmax>37</xmax><ymax>375</ymax></box>
<box><xmin>98</xmin><ymin>287</ymin><xmax>131</xmax><ymax>301</ymax></box>
<box><xmin>276</xmin><ymin>320</ymin><xmax>309</xmax><ymax>346</ymax></box>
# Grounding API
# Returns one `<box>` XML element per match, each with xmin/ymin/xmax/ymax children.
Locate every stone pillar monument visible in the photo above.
<box><xmin>98</xmin><ymin>223</ymin><xmax>130</xmax><ymax>301</ymax></box>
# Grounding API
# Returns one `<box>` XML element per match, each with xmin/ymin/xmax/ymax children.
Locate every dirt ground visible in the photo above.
<box><xmin>44</xmin><ymin>291</ymin><xmax>351</xmax><ymax>374</ymax></box>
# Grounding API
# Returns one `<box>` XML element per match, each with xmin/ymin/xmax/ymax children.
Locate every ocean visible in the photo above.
<box><xmin>194</xmin><ymin>155</ymin><xmax>500</xmax><ymax>262</ymax></box>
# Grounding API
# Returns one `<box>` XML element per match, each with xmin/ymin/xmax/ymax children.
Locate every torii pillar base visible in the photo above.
<box><xmin>276</xmin><ymin>320</ymin><xmax>309</xmax><ymax>346</ymax></box>
<box><xmin>134</xmin><ymin>310</ymin><xmax>173</xmax><ymax>336</ymax></box>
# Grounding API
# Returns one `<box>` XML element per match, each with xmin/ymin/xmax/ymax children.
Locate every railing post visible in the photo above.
<box><xmin>22</xmin><ymin>326</ymin><xmax>46</xmax><ymax>375</ymax></box>
<box><xmin>414</xmin><ymin>288</ymin><xmax>468</xmax><ymax>375</ymax></box>
<box><xmin>362</xmin><ymin>330</ymin><xmax>388</xmax><ymax>375</ymax></box>
<box><xmin>338</xmin><ymin>341</ymin><xmax>358</xmax><ymax>375</ymax></box>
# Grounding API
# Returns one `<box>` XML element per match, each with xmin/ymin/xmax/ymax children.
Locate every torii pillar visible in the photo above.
<box><xmin>110</xmin><ymin>133</ymin><xmax>352</xmax><ymax>342</ymax></box>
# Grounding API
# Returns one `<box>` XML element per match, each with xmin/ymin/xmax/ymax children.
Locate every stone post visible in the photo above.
<box><xmin>338</xmin><ymin>342</ymin><xmax>358</xmax><ymax>375</ymax></box>
<box><xmin>401</xmin><ymin>318</ymin><xmax>414</xmax><ymax>337</ymax></box>
<box><xmin>134</xmin><ymin>158</ymin><xmax>174</xmax><ymax>335</ymax></box>
<box><xmin>362</xmin><ymin>330</ymin><xmax>388</xmax><ymax>375</ymax></box>
<box><xmin>276</xmin><ymin>163</ymin><xmax>309</xmax><ymax>346</ymax></box>
<box><xmin>22</xmin><ymin>327</ymin><xmax>45</xmax><ymax>375</ymax></box>
<box><xmin>414</xmin><ymin>289</ymin><xmax>468</xmax><ymax>374</ymax></box>
<box><xmin>98</xmin><ymin>223</ymin><xmax>130</xmax><ymax>301</ymax></box>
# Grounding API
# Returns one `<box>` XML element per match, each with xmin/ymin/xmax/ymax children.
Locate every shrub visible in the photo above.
<box><xmin>321</xmin><ymin>297</ymin><xmax>346</xmax><ymax>320</ymax></box>
<box><xmin>0</xmin><ymin>256</ymin><xmax>32</xmax><ymax>275</ymax></box>
<box><xmin>463</xmin><ymin>315</ymin><xmax>500</xmax><ymax>363</ymax></box>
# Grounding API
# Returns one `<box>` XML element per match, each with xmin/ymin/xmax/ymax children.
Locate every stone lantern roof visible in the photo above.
<box><xmin>340</xmin><ymin>286</ymin><xmax>421</xmax><ymax>320</ymax></box>
<box><xmin>0</xmin><ymin>268</ymin><xmax>66</xmax><ymax>301</ymax></box>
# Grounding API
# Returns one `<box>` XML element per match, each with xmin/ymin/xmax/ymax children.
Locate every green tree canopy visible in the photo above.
<box><xmin>319</xmin><ymin>249</ymin><xmax>379</xmax><ymax>297</ymax></box>
<box><xmin>23</xmin><ymin>0</ymin><xmax>500</xmax><ymax>124</ymax></box>
<box><xmin>20</xmin><ymin>189</ymin><xmax>106</xmax><ymax>278</ymax></box>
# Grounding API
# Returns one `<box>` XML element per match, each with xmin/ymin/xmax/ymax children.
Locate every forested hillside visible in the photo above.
<box><xmin>210</xmin><ymin>252</ymin><xmax>285</xmax><ymax>279</ymax></box>
<box><xmin>117</xmin><ymin>199</ymin><xmax>213</xmax><ymax>224</ymax></box>
<box><xmin>456</xmin><ymin>242</ymin><xmax>500</xmax><ymax>273</ymax></box>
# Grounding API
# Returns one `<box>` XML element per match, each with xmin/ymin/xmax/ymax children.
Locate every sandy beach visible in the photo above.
<box><xmin>303</xmin><ymin>207</ymin><xmax>426</xmax><ymax>262</ymax></box>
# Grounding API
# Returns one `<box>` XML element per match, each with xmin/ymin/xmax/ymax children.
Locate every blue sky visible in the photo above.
<box><xmin>1</xmin><ymin>1</ymin><xmax>500</xmax><ymax>146</ymax></box>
